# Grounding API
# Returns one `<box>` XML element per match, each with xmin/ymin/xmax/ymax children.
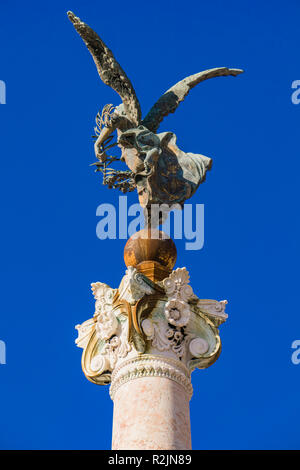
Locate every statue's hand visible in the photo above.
<box><xmin>94</xmin><ymin>125</ymin><xmax>115</xmax><ymax>162</ymax></box>
<box><xmin>94</xmin><ymin>141</ymin><xmax>108</xmax><ymax>163</ymax></box>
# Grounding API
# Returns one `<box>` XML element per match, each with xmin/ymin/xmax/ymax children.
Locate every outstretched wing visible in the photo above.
<box><xmin>68</xmin><ymin>11</ymin><xmax>141</xmax><ymax>126</ymax></box>
<box><xmin>142</xmin><ymin>67</ymin><xmax>243</xmax><ymax>133</ymax></box>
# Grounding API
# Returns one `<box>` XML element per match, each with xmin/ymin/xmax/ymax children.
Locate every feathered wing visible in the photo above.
<box><xmin>142</xmin><ymin>67</ymin><xmax>244</xmax><ymax>133</ymax></box>
<box><xmin>67</xmin><ymin>11</ymin><xmax>141</xmax><ymax>126</ymax></box>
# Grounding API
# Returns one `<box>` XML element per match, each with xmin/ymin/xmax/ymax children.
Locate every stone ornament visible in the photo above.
<box><xmin>196</xmin><ymin>299</ymin><xmax>228</xmax><ymax>326</ymax></box>
<box><xmin>109</xmin><ymin>355</ymin><xmax>193</xmax><ymax>401</ymax></box>
<box><xmin>163</xmin><ymin>267</ymin><xmax>194</xmax><ymax>327</ymax></box>
<box><xmin>189</xmin><ymin>338</ymin><xmax>209</xmax><ymax>357</ymax></box>
<box><xmin>118</xmin><ymin>266</ymin><xmax>156</xmax><ymax>305</ymax></box>
<box><xmin>75</xmin><ymin>265</ymin><xmax>228</xmax><ymax>397</ymax></box>
<box><xmin>91</xmin><ymin>282</ymin><xmax>119</xmax><ymax>340</ymax></box>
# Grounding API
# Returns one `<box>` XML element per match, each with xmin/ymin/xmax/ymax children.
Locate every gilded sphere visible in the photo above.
<box><xmin>124</xmin><ymin>229</ymin><xmax>177</xmax><ymax>270</ymax></box>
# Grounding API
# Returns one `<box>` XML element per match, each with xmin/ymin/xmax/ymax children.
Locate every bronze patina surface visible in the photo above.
<box><xmin>68</xmin><ymin>11</ymin><xmax>243</xmax><ymax>216</ymax></box>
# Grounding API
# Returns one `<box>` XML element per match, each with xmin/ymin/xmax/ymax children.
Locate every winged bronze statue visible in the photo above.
<box><xmin>68</xmin><ymin>11</ymin><xmax>243</xmax><ymax>213</ymax></box>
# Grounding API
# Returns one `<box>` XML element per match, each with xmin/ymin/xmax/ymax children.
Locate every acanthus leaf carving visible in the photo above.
<box><xmin>196</xmin><ymin>299</ymin><xmax>228</xmax><ymax>326</ymax></box>
<box><xmin>118</xmin><ymin>266</ymin><xmax>156</xmax><ymax>305</ymax></box>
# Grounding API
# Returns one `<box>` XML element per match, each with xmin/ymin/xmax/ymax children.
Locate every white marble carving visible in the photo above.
<box><xmin>118</xmin><ymin>266</ymin><xmax>155</xmax><ymax>305</ymax></box>
<box><xmin>91</xmin><ymin>281</ymin><xmax>119</xmax><ymax>340</ymax></box>
<box><xmin>109</xmin><ymin>355</ymin><xmax>194</xmax><ymax>400</ymax></box>
<box><xmin>75</xmin><ymin>266</ymin><xmax>228</xmax><ymax>396</ymax></box>
<box><xmin>196</xmin><ymin>299</ymin><xmax>228</xmax><ymax>326</ymax></box>
<box><xmin>141</xmin><ymin>319</ymin><xmax>154</xmax><ymax>338</ymax></box>
<box><xmin>90</xmin><ymin>354</ymin><xmax>108</xmax><ymax>374</ymax></box>
<box><xmin>163</xmin><ymin>268</ymin><xmax>194</xmax><ymax>327</ymax></box>
<box><xmin>101</xmin><ymin>329</ymin><xmax>132</xmax><ymax>370</ymax></box>
<box><xmin>189</xmin><ymin>337</ymin><xmax>209</xmax><ymax>357</ymax></box>
<box><xmin>75</xmin><ymin>318</ymin><xmax>95</xmax><ymax>349</ymax></box>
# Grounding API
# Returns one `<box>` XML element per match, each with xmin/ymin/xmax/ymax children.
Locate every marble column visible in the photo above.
<box><xmin>111</xmin><ymin>357</ymin><xmax>192</xmax><ymax>450</ymax></box>
<box><xmin>75</xmin><ymin>230</ymin><xmax>228</xmax><ymax>450</ymax></box>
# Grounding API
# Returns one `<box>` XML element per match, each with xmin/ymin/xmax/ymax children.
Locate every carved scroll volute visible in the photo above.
<box><xmin>81</xmin><ymin>329</ymin><xmax>111</xmax><ymax>385</ymax></box>
<box><xmin>130</xmin><ymin>295</ymin><xmax>166</xmax><ymax>352</ymax></box>
<box><xmin>184</xmin><ymin>296</ymin><xmax>228</xmax><ymax>371</ymax></box>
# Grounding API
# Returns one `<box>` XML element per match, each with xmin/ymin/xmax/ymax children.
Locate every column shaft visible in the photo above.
<box><xmin>111</xmin><ymin>376</ymin><xmax>192</xmax><ymax>450</ymax></box>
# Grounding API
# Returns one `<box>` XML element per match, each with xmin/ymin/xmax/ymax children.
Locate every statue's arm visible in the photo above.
<box><xmin>94</xmin><ymin>126</ymin><xmax>115</xmax><ymax>161</ymax></box>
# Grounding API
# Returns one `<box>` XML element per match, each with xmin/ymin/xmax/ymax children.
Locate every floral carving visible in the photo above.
<box><xmin>165</xmin><ymin>299</ymin><xmax>191</xmax><ymax>328</ymax></box>
<box><xmin>118</xmin><ymin>266</ymin><xmax>155</xmax><ymax>305</ymax></box>
<box><xmin>91</xmin><ymin>282</ymin><xmax>118</xmax><ymax>341</ymax></box>
<box><xmin>165</xmin><ymin>326</ymin><xmax>186</xmax><ymax>358</ymax></box>
<box><xmin>163</xmin><ymin>268</ymin><xmax>194</xmax><ymax>327</ymax></box>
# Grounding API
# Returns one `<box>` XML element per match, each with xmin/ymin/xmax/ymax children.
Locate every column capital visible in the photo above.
<box><xmin>75</xmin><ymin>265</ymin><xmax>228</xmax><ymax>399</ymax></box>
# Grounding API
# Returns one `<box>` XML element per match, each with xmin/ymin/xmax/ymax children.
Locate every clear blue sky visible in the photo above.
<box><xmin>0</xmin><ymin>0</ymin><xmax>299</xmax><ymax>450</ymax></box>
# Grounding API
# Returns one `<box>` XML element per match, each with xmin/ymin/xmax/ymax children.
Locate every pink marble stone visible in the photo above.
<box><xmin>111</xmin><ymin>376</ymin><xmax>192</xmax><ymax>450</ymax></box>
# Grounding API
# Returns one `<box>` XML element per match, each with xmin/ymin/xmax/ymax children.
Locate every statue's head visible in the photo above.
<box><xmin>118</xmin><ymin>126</ymin><xmax>161</xmax><ymax>153</ymax></box>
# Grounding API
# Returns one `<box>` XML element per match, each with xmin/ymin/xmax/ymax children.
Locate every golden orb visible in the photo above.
<box><xmin>124</xmin><ymin>229</ymin><xmax>177</xmax><ymax>281</ymax></box>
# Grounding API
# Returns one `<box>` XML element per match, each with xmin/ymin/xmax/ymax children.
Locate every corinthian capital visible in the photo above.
<box><xmin>75</xmin><ymin>264</ymin><xmax>228</xmax><ymax>397</ymax></box>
